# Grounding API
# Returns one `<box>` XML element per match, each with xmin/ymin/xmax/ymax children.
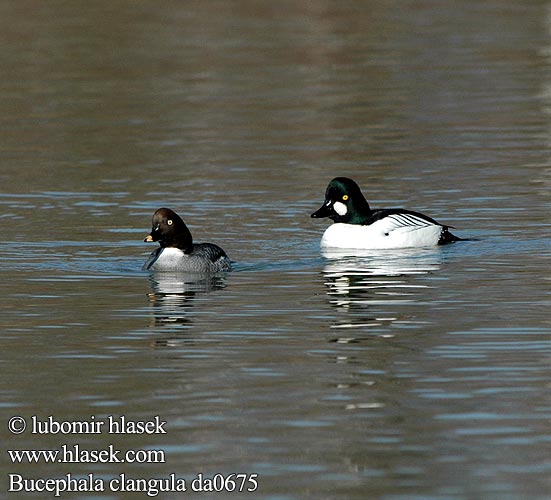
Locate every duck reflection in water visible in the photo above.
<box><xmin>147</xmin><ymin>272</ymin><xmax>227</xmax><ymax>347</ymax></box>
<box><xmin>321</xmin><ymin>248</ymin><xmax>442</xmax><ymax>335</ymax></box>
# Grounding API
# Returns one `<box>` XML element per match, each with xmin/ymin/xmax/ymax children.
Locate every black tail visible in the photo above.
<box><xmin>438</xmin><ymin>227</ymin><xmax>462</xmax><ymax>245</ymax></box>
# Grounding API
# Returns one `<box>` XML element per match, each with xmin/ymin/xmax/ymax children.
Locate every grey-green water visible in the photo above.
<box><xmin>1</xmin><ymin>2</ymin><xmax>551</xmax><ymax>499</ymax></box>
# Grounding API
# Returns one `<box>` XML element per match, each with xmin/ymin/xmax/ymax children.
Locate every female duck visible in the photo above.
<box><xmin>143</xmin><ymin>208</ymin><xmax>232</xmax><ymax>272</ymax></box>
<box><xmin>311</xmin><ymin>177</ymin><xmax>460</xmax><ymax>249</ymax></box>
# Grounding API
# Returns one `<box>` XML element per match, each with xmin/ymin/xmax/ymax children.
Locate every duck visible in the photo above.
<box><xmin>143</xmin><ymin>207</ymin><xmax>232</xmax><ymax>272</ymax></box>
<box><xmin>311</xmin><ymin>177</ymin><xmax>460</xmax><ymax>249</ymax></box>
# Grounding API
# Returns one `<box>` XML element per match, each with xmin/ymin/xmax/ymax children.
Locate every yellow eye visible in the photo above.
<box><xmin>167</xmin><ymin>219</ymin><xmax>173</xmax><ymax>226</ymax></box>
<box><xmin>342</xmin><ymin>195</ymin><xmax>349</xmax><ymax>201</ymax></box>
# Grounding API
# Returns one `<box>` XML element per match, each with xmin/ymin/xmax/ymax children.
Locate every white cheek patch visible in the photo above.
<box><xmin>333</xmin><ymin>201</ymin><xmax>348</xmax><ymax>216</ymax></box>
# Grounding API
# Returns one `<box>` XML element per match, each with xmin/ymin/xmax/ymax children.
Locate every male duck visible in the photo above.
<box><xmin>311</xmin><ymin>177</ymin><xmax>460</xmax><ymax>249</ymax></box>
<box><xmin>143</xmin><ymin>208</ymin><xmax>232</xmax><ymax>272</ymax></box>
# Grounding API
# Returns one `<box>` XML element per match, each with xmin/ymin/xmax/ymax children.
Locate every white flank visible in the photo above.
<box><xmin>320</xmin><ymin>220</ymin><xmax>443</xmax><ymax>249</ymax></box>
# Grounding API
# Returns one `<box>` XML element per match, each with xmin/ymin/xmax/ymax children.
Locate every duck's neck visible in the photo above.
<box><xmin>344</xmin><ymin>197</ymin><xmax>372</xmax><ymax>225</ymax></box>
<box><xmin>164</xmin><ymin>225</ymin><xmax>193</xmax><ymax>252</ymax></box>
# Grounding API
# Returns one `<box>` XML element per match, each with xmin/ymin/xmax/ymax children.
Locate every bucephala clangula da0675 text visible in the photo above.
<box><xmin>143</xmin><ymin>208</ymin><xmax>232</xmax><ymax>272</ymax></box>
<box><xmin>311</xmin><ymin>177</ymin><xmax>460</xmax><ymax>249</ymax></box>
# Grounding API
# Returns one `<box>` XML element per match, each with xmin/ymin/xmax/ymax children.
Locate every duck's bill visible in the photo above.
<box><xmin>144</xmin><ymin>234</ymin><xmax>154</xmax><ymax>242</ymax></box>
<box><xmin>311</xmin><ymin>202</ymin><xmax>333</xmax><ymax>218</ymax></box>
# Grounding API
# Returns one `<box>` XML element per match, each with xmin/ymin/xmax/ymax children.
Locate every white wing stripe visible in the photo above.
<box><xmin>386</xmin><ymin>214</ymin><xmax>434</xmax><ymax>228</ymax></box>
<box><xmin>403</xmin><ymin>214</ymin><xmax>431</xmax><ymax>226</ymax></box>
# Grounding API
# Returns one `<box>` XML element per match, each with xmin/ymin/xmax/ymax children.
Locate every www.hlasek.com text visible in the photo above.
<box><xmin>8</xmin><ymin>444</ymin><xmax>165</xmax><ymax>464</ymax></box>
